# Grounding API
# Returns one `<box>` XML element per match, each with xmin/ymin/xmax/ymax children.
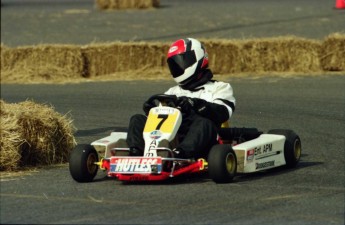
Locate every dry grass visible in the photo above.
<box><xmin>0</xmin><ymin>100</ymin><xmax>76</xmax><ymax>171</ymax></box>
<box><xmin>95</xmin><ymin>0</ymin><xmax>160</xmax><ymax>10</ymax></box>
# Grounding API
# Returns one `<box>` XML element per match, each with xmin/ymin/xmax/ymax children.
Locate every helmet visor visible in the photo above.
<box><xmin>167</xmin><ymin>51</ymin><xmax>197</xmax><ymax>78</ymax></box>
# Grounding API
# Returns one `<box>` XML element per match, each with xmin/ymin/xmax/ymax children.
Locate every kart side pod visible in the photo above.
<box><xmin>232</xmin><ymin>134</ymin><xmax>286</xmax><ymax>173</ymax></box>
<box><xmin>91</xmin><ymin>132</ymin><xmax>127</xmax><ymax>158</ymax></box>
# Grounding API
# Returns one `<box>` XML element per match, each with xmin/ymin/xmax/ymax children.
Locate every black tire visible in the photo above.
<box><xmin>69</xmin><ymin>144</ymin><xmax>99</xmax><ymax>182</ymax></box>
<box><xmin>208</xmin><ymin>144</ymin><xmax>237</xmax><ymax>183</ymax></box>
<box><xmin>267</xmin><ymin>129</ymin><xmax>302</xmax><ymax>168</ymax></box>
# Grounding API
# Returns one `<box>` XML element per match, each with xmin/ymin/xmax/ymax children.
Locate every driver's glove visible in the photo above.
<box><xmin>143</xmin><ymin>100</ymin><xmax>155</xmax><ymax>115</ymax></box>
<box><xmin>177</xmin><ymin>96</ymin><xmax>194</xmax><ymax>114</ymax></box>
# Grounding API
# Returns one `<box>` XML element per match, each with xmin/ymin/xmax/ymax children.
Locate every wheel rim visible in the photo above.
<box><xmin>86</xmin><ymin>153</ymin><xmax>97</xmax><ymax>174</ymax></box>
<box><xmin>225</xmin><ymin>152</ymin><xmax>236</xmax><ymax>174</ymax></box>
<box><xmin>294</xmin><ymin>139</ymin><xmax>302</xmax><ymax>160</ymax></box>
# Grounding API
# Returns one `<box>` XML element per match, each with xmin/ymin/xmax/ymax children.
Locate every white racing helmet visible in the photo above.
<box><xmin>167</xmin><ymin>38</ymin><xmax>209</xmax><ymax>89</ymax></box>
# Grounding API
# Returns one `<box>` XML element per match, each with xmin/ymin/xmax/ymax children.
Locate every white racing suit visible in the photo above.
<box><xmin>126</xmin><ymin>80</ymin><xmax>236</xmax><ymax>158</ymax></box>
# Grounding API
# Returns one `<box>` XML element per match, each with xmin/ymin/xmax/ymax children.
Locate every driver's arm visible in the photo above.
<box><xmin>193</xmin><ymin>82</ymin><xmax>235</xmax><ymax>126</ymax></box>
<box><xmin>192</xmin><ymin>98</ymin><xmax>231</xmax><ymax>126</ymax></box>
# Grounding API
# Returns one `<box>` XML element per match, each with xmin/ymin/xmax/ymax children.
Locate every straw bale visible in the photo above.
<box><xmin>2</xmin><ymin>34</ymin><xmax>344</xmax><ymax>84</ymax></box>
<box><xmin>1</xmin><ymin>45</ymin><xmax>85</xmax><ymax>83</ymax></box>
<box><xmin>320</xmin><ymin>33</ymin><xmax>345</xmax><ymax>71</ymax></box>
<box><xmin>127</xmin><ymin>42</ymin><xmax>168</xmax><ymax>70</ymax></box>
<box><xmin>96</xmin><ymin>0</ymin><xmax>160</xmax><ymax>10</ymax></box>
<box><xmin>238</xmin><ymin>37</ymin><xmax>322</xmax><ymax>73</ymax></box>
<box><xmin>0</xmin><ymin>43</ymin><xmax>8</xmax><ymax>71</ymax></box>
<box><xmin>82</xmin><ymin>42</ymin><xmax>168</xmax><ymax>77</ymax></box>
<box><xmin>0</xmin><ymin>100</ymin><xmax>24</xmax><ymax>171</ymax></box>
<box><xmin>81</xmin><ymin>43</ymin><xmax>118</xmax><ymax>77</ymax></box>
<box><xmin>0</xmin><ymin>100</ymin><xmax>76</xmax><ymax>171</ymax></box>
<box><xmin>202</xmin><ymin>40</ymin><xmax>241</xmax><ymax>74</ymax></box>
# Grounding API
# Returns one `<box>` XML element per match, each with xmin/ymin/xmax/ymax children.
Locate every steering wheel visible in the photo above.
<box><xmin>146</xmin><ymin>94</ymin><xmax>178</xmax><ymax>108</ymax></box>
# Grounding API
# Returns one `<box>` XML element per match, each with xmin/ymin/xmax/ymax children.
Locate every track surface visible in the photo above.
<box><xmin>1</xmin><ymin>0</ymin><xmax>345</xmax><ymax>47</ymax></box>
<box><xmin>1</xmin><ymin>76</ymin><xmax>345</xmax><ymax>224</ymax></box>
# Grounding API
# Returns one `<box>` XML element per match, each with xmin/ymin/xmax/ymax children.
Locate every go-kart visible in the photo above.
<box><xmin>69</xmin><ymin>94</ymin><xmax>302</xmax><ymax>183</ymax></box>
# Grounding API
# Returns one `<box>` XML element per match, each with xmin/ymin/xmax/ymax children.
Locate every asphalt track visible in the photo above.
<box><xmin>1</xmin><ymin>0</ymin><xmax>345</xmax><ymax>224</ymax></box>
<box><xmin>1</xmin><ymin>75</ymin><xmax>345</xmax><ymax>225</ymax></box>
<box><xmin>1</xmin><ymin>0</ymin><xmax>345</xmax><ymax>47</ymax></box>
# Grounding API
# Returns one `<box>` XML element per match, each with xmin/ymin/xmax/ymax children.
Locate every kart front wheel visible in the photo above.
<box><xmin>268</xmin><ymin>129</ymin><xmax>301</xmax><ymax>168</ymax></box>
<box><xmin>69</xmin><ymin>144</ymin><xmax>99</xmax><ymax>182</ymax></box>
<box><xmin>208</xmin><ymin>144</ymin><xmax>237</xmax><ymax>183</ymax></box>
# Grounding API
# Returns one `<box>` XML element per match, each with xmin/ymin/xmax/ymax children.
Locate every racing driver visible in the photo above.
<box><xmin>126</xmin><ymin>38</ymin><xmax>236</xmax><ymax>159</ymax></box>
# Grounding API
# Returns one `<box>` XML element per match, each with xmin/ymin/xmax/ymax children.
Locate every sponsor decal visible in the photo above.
<box><xmin>145</xmin><ymin>140</ymin><xmax>157</xmax><ymax>157</ymax></box>
<box><xmin>254</xmin><ymin>143</ymin><xmax>273</xmax><ymax>155</ymax></box>
<box><xmin>154</xmin><ymin>108</ymin><xmax>175</xmax><ymax>115</ymax></box>
<box><xmin>263</xmin><ymin>143</ymin><xmax>272</xmax><ymax>153</ymax></box>
<box><xmin>150</xmin><ymin>130</ymin><xmax>162</xmax><ymax>140</ymax></box>
<box><xmin>167</xmin><ymin>39</ymin><xmax>186</xmax><ymax>57</ymax></box>
<box><xmin>110</xmin><ymin>157</ymin><xmax>162</xmax><ymax>173</ymax></box>
<box><xmin>247</xmin><ymin>149</ymin><xmax>254</xmax><ymax>161</ymax></box>
<box><xmin>253</xmin><ymin>143</ymin><xmax>280</xmax><ymax>160</ymax></box>
<box><xmin>168</xmin><ymin>46</ymin><xmax>178</xmax><ymax>53</ymax></box>
<box><xmin>256</xmin><ymin>160</ymin><xmax>275</xmax><ymax>169</ymax></box>
<box><xmin>148</xmin><ymin>140</ymin><xmax>157</xmax><ymax>151</ymax></box>
<box><xmin>254</xmin><ymin>146</ymin><xmax>262</xmax><ymax>155</ymax></box>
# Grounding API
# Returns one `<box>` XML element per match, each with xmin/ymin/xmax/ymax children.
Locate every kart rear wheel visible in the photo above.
<box><xmin>69</xmin><ymin>144</ymin><xmax>99</xmax><ymax>182</ymax></box>
<box><xmin>208</xmin><ymin>144</ymin><xmax>237</xmax><ymax>183</ymax></box>
<box><xmin>267</xmin><ymin>129</ymin><xmax>301</xmax><ymax>168</ymax></box>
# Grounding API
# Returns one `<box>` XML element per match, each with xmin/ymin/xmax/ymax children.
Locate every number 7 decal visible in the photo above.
<box><xmin>143</xmin><ymin>108</ymin><xmax>180</xmax><ymax>134</ymax></box>
<box><xmin>156</xmin><ymin>114</ymin><xmax>168</xmax><ymax>130</ymax></box>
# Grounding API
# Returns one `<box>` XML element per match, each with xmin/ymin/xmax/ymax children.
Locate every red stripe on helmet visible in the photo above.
<box><xmin>167</xmin><ymin>39</ymin><xmax>186</xmax><ymax>58</ymax></box>
<box><xmin>201</xmin><ymin>55</ymin><xmax>209</xmax><ymax>68</ymax></box>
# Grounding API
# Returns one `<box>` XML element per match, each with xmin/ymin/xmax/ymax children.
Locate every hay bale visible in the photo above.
<box><xmin>96</xmin><ymin>0</ymin><xmax>160</xmax><ymax>10</ymax></box>
<box><xmin>0</xmin><ymin>100</ymin><xmax>76</xmax><ymax>171</ymax></box>
<box><xmin>203</xmin><ymin>40</ymin><xmax>241</xmax><ymax>74</ymax></box>
<box><xmin>82</xmin><ymin>42</ymin><xmax>168</xmax><ymax>77</ymax></box>
<box><xmin>0</xmin><ymin>100</ymin><xmax>23</xmax><ymax>171</ymax></box>
<box><xmin>238</xmin><ymin>37</ymin><xmax>322</xmax><ymax>73</ymax></box>
<box><xmin>1</xmin><ymin>45</ymin><xmax>85</xmax><ymax>83</ymax></box>
<box><xmin>0</xmin><ymin>43</ymin><xmax>9</xmax><ymax>71</ymax></box>
<box><xmin>2</xmin><ymin>34</ymin><xmax>344</xmax><ymax>83</ymax></box>
<box><xmin>320</xmin><ymin>33</ymin><xmax>345</xmax><ymax>71</ymax></box>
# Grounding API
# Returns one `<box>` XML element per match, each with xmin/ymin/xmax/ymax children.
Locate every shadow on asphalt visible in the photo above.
<box><xmin>91</xmin><ymin>159</ymin><xmax>324</xmax><ymax>185</ymax></box>
<box><xmin>235</xmin><ymin>160</ymin><xmax>323</xmax><ymax>183</ymax></box>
